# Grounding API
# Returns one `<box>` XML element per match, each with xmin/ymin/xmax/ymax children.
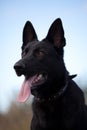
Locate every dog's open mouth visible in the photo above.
<box><xmin>18</xmin><ymin>73</ymin><xmax>47</xmax><ymax>103</ymax></box>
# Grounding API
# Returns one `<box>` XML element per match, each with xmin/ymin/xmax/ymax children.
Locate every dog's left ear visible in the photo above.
<box><xmin>46</xmin><ymin>18</ymin><xmax>66</xmax><ymax>48</ymax></box>
<box><xmin>22</xmin><ymin>21</ymin><xmax>38</xmax><ymax>50</ymax></box>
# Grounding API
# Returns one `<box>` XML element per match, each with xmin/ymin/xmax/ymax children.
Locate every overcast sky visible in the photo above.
<box><xmin>0</xmin><ymin>0</ymin><xmax>87</xmax><ymax>113</ymax></box>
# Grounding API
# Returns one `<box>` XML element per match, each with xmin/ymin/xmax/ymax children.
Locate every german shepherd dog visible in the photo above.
<box><xmin>14</xmin><ymin>18</ymin><xmax>87</xmax><ymax>130</ymax></box>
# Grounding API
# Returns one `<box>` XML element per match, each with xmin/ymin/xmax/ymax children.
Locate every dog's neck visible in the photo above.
<box><xmin>35</xmin><ymin>82</ymin><xmax>68</xmax><ymax>102</ymax></box>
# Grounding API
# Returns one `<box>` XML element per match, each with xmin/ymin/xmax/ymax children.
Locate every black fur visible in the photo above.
<box><xmin>14</xmin><ymin>18</ymin><xmax>87</xmax><ymax>130</ymax></box>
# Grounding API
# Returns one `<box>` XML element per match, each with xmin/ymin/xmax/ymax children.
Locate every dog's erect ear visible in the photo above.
<box><xmin>46</xmin><ymin>18</ymin><xmax>66</xmax><ymax>48</ymax></box>
<box><xmin>22</xmin><ymin>21</ymin><xmax>37</xmax><ymax>49</ymax></box>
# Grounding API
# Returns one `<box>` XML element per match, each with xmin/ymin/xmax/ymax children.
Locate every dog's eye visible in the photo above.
<box><xmin>34</xmin><ymin>49</ymin><xmax>45</xmax><ymax>58</ymax></box>
<box><xmin>22</xmin><ymin>48</ymin><xmax>29</xmax><ymax>57</ymax></box>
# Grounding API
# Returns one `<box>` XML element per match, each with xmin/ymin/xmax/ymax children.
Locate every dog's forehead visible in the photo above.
<box><xmin>25</xmin><ymin>40</ymin><xmax>53</xmax><ymax>50</ymax></box>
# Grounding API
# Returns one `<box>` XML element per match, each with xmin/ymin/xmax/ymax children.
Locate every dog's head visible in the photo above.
<box><xmin>14</xmin><ymin>18</ymin><xmax>66</xmax><ymax>102</ymax></box>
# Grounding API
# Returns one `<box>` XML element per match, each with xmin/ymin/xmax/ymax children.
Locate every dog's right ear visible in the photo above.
<box><xmin>46</xmin><ymin>18</ymin><xmax>66</xmax><ymax>48</ymax></box>
<box><xmin>22</xmin><ymin>21</ymin><xmax>38</xmax><ymax>50</ymax></box>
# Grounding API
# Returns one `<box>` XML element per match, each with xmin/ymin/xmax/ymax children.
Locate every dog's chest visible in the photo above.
<box><xmin>32</xmin><ymin>100</ymin><xmax>63</xmax><ymax>127</ymax></box>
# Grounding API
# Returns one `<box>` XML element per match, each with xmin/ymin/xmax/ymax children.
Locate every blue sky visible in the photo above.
<box><xmin>0</xmin><ymin>0</ymin><xmax>87</xmax><ymax>112</ymax></box>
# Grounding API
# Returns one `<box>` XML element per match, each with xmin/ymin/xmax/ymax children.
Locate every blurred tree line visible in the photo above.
<box><xmin>0</xmin><ymin>89</ymin><xmax>87</xmax><ymax>130</ymax></box>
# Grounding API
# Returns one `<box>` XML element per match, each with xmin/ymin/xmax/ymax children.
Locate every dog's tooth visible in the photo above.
<box><xmin>36</xmin><ymin>75</ymin><xmax>41</xmax><ymax>81</ymax></box>
<box><xmin>32</xmin><ymin>74</ymin><xmax>43</xmax><ymax>84</ymax></box>
<box><xmin>38</xmin><ymin>74</ymin><xmax>43</xmax><ymax>79</ymax></box>
<box><xmin>35</xmin><ymin>78</ymin><xmax>38</xmax><ymax>82</ymax></box>
<box><xmin>37</xmin><ymin>77</ymin><xmax>40</xmax><ymax>81</ymax></box>
<box><xmin>38</xmin><ymin>76</ymin><xmax>41</xmax><ymax>80</ymax></box>
<box><xmin>32</xmin><ymin>80</ymin><xmax>35</xmax><ymax>83</ymax></box>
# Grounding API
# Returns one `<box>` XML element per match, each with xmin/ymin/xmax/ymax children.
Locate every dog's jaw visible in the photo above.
<box><xmin>18</xmin><ymin>74</ymin><xmax>47</xmax><ymax>102</ymax></box>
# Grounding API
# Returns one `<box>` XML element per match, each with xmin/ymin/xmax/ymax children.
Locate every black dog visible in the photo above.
<box><xmin>14</xmin><ymin>18</ymin><xmax>87</xmax><ymax>130</ymax></box>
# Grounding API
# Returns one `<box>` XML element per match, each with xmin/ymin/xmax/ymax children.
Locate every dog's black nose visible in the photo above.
<box><xmin>14</xmin><ymin>62</ymin><xmax>25</xmax><ymax>76</ymax></box>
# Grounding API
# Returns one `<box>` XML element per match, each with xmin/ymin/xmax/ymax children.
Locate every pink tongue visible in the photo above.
<box><xmin>18</xmin><ymin>76</ymin><xmax>36</xmax><ymax>103</ymax></box>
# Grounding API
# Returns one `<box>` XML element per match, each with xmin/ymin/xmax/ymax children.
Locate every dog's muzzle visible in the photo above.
<box><xmin>14</xmin><ymin>61</ymin><xmax>26</xmax><ymax>76</ymax></box>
